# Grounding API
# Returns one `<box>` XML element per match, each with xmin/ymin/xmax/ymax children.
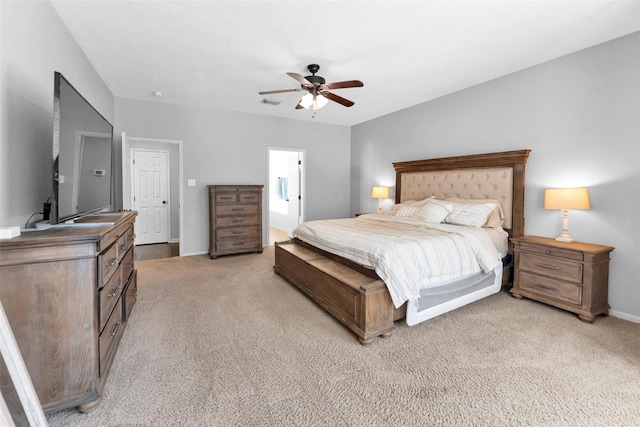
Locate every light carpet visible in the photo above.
<box><xmin>47</xmin><ymin>245</ymin><xmax>640</xmax><ymax>426</ymax></box>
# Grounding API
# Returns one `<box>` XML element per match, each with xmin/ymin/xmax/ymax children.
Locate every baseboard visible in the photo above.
<box><xmin>181</xmin><ymin>250</ymin><xmax>208</xmax><ymax>257</ymax></box>
<box><xmin>169</xmin><ymin>238</ymin><xmax>180</xmax><ymax>244</ymax></box>
<box><xmin>610</xmin><ymin>310</ymin><xmax>640</xmax><ymax>324</ymax></box>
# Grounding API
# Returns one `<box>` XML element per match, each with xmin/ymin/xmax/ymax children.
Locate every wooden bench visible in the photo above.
<box><xmin>274</xmin><ymin>240</ymin><xmax>401</xmax><ymax>345</ymax></box>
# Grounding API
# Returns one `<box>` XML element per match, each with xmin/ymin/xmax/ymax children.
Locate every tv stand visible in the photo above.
<box><xmin>0</xmin><ymin>211</ymin><xmax>138</xmax><ymax>415</ymax></box>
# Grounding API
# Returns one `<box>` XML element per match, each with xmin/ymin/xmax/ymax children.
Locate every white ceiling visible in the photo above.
<box><xmin>50</xmin><ymin>1</ymin><xmax>640</xmax><ymax>126</ymax></box>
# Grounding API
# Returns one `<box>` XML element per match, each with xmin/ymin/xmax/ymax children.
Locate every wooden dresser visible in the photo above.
<box><xmin>208</xmin><ymin>185</ymin><xmax>264</xmax><ymax>258</ymax></box>
<box><xmin>510</xmin><ymin>235</ymin><xmax>614</xmax><ymax>323</ymax></box>
<box><xmin>0</xmin><ymin>211</ymin><xmax>137</xmax><ymax>414</ymax></box>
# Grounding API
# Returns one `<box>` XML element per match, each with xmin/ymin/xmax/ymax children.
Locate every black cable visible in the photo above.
<box><xmin>25</xmin><ymin>212</ymin><xmax>43</xmax><ymax>229</ymax></box>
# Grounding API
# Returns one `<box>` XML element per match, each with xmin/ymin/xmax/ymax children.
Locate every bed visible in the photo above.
<box><xmin>274</xmin><ymin>150</ymin><xmax>531</xmax><ymax>345</ymax></box>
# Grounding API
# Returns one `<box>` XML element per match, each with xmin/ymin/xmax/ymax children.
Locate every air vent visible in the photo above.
<box><xmin>261</xmin><ymin>98</ymin><xmax>281</xmax><ymax>106</ymax></box>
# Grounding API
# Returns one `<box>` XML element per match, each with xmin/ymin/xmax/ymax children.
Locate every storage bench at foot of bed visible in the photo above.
<box><xmin>274</xmin><ymin>240</ymin><xmax>396</xmax><ymax>346</ymax></box>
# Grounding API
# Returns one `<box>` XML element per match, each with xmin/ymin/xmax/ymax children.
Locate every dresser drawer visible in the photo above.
<box><xmin>216</xmin><ymin>204</ymin><xmax>259</xmax><ymax>216</ymax></box>
<box><xmin>216</xmin><ymin>236</ymin><xmax>260</xmax><ymax>252</ymax></box>
<box><xmin>99</xmin><ymin>269</ymin><xmax>122</xmax><ymax>333</ymax></box>
<box><xmin>216</xmin><ymin>215</ymin><xmax>259</xmax><ymax>228</ymax></box>
<box><xmin>215</xmin><ymin>192</ymin><xmax>238</xmax><ymax>204</ymax></box>
<box><xmin>98</xmin><ymin>242</ymin><xmax>119</xmax><ymax>289</ymax></box>
<box><xmin>123</xmin><ymin>270</ymin><xmax>137</xmax><ymax>321</ymax></box>
<box><xmin>121</xmin><ymin>246</ymin><xmax>135</xmax><ymax>285</ymax></box>
<box><xmin>519</xmin><ymin>271</ymin><xmax>582</xmax><ymax>305</ymax></box>
<box><xmin>217</xmin><ymin>226</ymin><xmax>259</xmax><ymax>238</ymax></box>
<box><xmin>99</xmin><ymin>297</ymin><xmax>123</xmax><ymax>377</ymax></box>
<box><xmin>519</xmin><ymin>252</ymin><xmax>583</xmax><ymax>283</ymax></box>
<box><xmin>239</xmin><ymin>192</ymin><xmax>260</xmax><ymax>203</ymax></box>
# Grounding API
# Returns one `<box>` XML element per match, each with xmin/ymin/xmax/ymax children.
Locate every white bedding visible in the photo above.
<box><xmin>292</xmin><ymin>214</ymin><xmax>505</xmax><ymax>308</ymax></box>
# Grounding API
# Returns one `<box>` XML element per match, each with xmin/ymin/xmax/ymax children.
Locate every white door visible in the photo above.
<box><xmin>287</xmin><ymin>152</ymin><xmax>302</xmax><ymax>231</ymax></box>
<box><xmin>132</xmin><ymin>149</ymin><xmax>169</xmax><ymax>245</ymax></box>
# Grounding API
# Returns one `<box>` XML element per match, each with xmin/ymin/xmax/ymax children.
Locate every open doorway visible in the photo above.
<box><xmin>268</xmin><ymin>148</ymin><xmax>305</xmax><ymax>244</ymax></box>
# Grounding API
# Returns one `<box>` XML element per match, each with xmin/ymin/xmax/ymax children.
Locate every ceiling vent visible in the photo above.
<box><xmin>261</xmin><ymin>98</ymin><xmax>281</xmax><ymax>106</ymax></box>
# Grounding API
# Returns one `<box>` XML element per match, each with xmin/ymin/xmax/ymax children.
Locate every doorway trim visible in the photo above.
<box><xmin>267</xmin><ymin>147</ymin><xmax>306</xmax><ymax>244</ymax></box>
<box><xmin>122</xmin><ymin>133</ymin><xmax>184</xmax><ymax>256</ymax></box>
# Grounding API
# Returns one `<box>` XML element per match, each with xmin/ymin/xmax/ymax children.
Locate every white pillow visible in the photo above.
<box><xmin>444</xmin><ymin>202</ymin><xmax>499</xmax><ymax>227</ymax></box>
<box><xmin>389</xmin><ymin>197</ymin><xmax>434</xmax><ymax>216</ymax></box>
<box><xmin>446</xmin><ymin>198</ymin><xmax>505</xmax><ymax>227</ymax></box>
<box><xmin>395</xmin><ymin>204</ymin><xmax>423</xmax><ymax>217</ymax></box>
<box><xmin>414</xmin><ymin>199</ymin><xmax>454</xmax><ymax>223</ymax></box>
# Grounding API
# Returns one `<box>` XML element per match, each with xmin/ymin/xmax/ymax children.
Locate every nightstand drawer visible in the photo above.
<box><xmin>519</xmin><ymin>271</ymin><xmax>582</xmax><ymax>305</ymax></box>
<box><xmin>519</xmin><ymin>252</ymin><xmax>583</xmax><ymax>283</ymax></box>
<box><xmin>518</xmin><ymin>242</ymin><xmax>583</xmax><ymax>261</ymax></box>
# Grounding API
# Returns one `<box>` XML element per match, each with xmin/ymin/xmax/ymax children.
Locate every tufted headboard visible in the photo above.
<box><xmin>393</xmin><ymin>150</ymin><xmax>531</xmax><ymax>238</ymax></box>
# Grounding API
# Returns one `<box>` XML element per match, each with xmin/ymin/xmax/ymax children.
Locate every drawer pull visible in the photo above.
<box><xmin>108</xmin><ymin>321</ymin><xmax>121</xmax><ymax>337</ymax></box>
<box><xmin>120</xmin><ymin>243</ymin><xmax>127</xmax><ymax>251</ymax></box>
<box><xmin>107</xmin><ymin>258</ymin><xmax>118</xmax><ymax>266</ymax></box>
<box><xmin>220</xmin><ymin>196</ymin><xmax>233</xmax><ymax>200</ymax></box>
<box><xmin>233</xmin><ymin>243</ymin><xmax>244</xmax><ymax>246</ymax></box>
<box><xmin>131</xmin><ymin>286</ymin><xmax>138</xmax><ymax>297</ymax></box>
<box><xmin>107</xmin><ymin>285</ymin><xmax>122</xmax><ymax>297</ymax></box>
<box><xmin>232</xmin><ymin>231</ymin><xmax>243</xmax><ymax>235</ymax></box>
<box><xmin>536</xmin><ymin>263</ymin><xmax>560</xmax><ymax>270</ymax></box>
<box><xmin>232</xmin><ymin>220</ymin><xmax>244</xmax><ymax>223</ymax></box>
<box><xmin>537</xmin><ymin>283</ymin><xmax>560</xmax><ymax>292</ymax></box>
<box><xmin>232</xmin><ymin>208</ymin><xmax>244</xmax><ymax>211</ymax></box>
<box><xmin>126</xmin><ymin>261</ymin><xmax>134</xmax><ymax>268</ymax></box>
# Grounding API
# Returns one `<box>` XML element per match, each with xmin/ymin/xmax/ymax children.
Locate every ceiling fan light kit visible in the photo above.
<box><xmin>259</xmin><ymin>64</ymin><xmax>363</xmax><ymax>111</ymax></box>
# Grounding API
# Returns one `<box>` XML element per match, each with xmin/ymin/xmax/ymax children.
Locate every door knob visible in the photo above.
<box><xmin>162</xmin><ymin>201</ymin><xmax>167</xmax><ymax>204</ymax></box>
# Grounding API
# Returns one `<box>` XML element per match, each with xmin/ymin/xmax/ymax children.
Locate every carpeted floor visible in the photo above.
<box><xmin>47</xmin><ymin>246</ymin><xmax>640</xmax><ymax>426</ymax></box>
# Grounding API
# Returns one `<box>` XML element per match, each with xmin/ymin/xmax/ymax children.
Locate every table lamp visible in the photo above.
<box><xmin>371</xmin><ymin>186</ymin><xmax>390</xmax><ymax>215</ymax></box>
<box><xmin>544</xmin><ymin>187</ymin><xmax>590</xmax><ymax>243</ymax></box>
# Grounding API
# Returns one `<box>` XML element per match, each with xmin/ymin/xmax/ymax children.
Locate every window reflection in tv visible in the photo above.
<box><xmin>52</xmin><ymin>72</ymin><xmax>113</xmax><ymax>224</ymax></box>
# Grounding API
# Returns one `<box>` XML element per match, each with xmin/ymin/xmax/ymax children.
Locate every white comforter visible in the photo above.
<box><xmin>291</xmin><ymin>214</ymin><xmax>504</xmax><ymax>308</ymax></box>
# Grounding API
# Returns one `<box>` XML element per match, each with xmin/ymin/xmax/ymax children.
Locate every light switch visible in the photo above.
<box><xmin>187</xmin><ymin>179</ymin><xmax>196</xmax><ymax>187</ymax></box>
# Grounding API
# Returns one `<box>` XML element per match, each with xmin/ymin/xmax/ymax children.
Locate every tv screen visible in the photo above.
<box><xmin>51</xmin><ymin>72</ymin><xmax>113</xmax><ymax>224</ymax></box>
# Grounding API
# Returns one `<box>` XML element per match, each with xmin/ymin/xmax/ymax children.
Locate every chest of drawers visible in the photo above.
<box><xmin>0</xmin><ymin>211</ymin><xmax>138</xmax><ymax>416</ymax></box>
<box><xmin>208</xmin><ymin>185</ymin><xmax>264</xmax><ymax>258</ymax></box>
<box><xmin>510</xmin><ymin>235</ymin><xmax>614</xmax><ymax>323</ymax></box>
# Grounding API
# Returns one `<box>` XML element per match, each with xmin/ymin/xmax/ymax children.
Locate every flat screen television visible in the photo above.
<box><xmin>51</xmin><ymin>72</ymin><xmax>113</xmax><ymax>224</ymax></box>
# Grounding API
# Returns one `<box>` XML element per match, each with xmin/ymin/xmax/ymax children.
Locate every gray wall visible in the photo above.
<box><xmin>351</xmin><ymin>32</ymin><xmax>640</xmax><ymax>321</ymax></box>
<box><xmin>0</xmin><ymin>1</ymin><xmax>114</xmax><ymax>228</ymax></box>
<box><xmin>114</xmin><ymin>98</ymin><xmax>351</xmax><ymax>255</ymax></box>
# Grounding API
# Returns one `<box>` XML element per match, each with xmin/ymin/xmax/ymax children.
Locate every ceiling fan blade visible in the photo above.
<box><xmin>258</xmin><ymin>88</ymin><xmax>303</xmax><ymax>95</ymax></box>
<box><xmin>287</xmin><ymin>72</ymin><xmax>313</xmax><ymax>86</ymax></box>
<box><xmin>326</xmin><ymin>80</ymin><xmax>364</xmax><ymax>90</ymax></box>
<box><xmin>321</xmin><ymin>91</ymin><xmax>355</xmax><ymax>107</ymax></box>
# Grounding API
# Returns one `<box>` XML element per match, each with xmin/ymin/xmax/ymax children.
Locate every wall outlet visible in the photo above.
<box><xmin>187</xmin><ymin>179</ymin><xmax>196</xmax><ymax>187</ymax></box>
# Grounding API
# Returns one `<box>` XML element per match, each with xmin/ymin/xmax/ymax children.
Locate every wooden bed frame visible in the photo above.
<box><xmin>274</xmin><ymin>150</ymin><xmax>531</xmax><ymax>345</ymax></box>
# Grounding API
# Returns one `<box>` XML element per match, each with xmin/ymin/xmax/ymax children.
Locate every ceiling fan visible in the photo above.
<box><xmin>259</xmin><ymin>64</ymin><xmax>364</xmax><ymax>110</ymax></box>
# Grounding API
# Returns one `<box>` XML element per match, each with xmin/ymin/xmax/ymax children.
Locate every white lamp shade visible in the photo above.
<box><xmin>371</xmin><ymin>186</ymin><xmax>390</xmax><ymax>199</ymax></box>
<box><xmin>299</xmin><ymin>93</ymin><xmax>328</xmax><ymax>110</ymax></box>
<box><xmin>544</xmin><ymin>187</ymin><xmax>591</xmax><ymax>210</ymax></box>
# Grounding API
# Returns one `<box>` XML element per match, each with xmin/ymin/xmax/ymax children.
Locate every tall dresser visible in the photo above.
<box><xmin>0</xmin><ymin>211</ymin><xmax>137</xmax><ymax>415</ymax></box>
<box><xmin>208</xmin><ymin>185</ymin><xmax>264</xmax><ymax>258</ymax></box>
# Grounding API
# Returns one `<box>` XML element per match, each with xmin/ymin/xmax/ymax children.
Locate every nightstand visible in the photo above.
<box><xmin>510</xmin><ymin>236</ymin><xmax>614</xmax><ymax>323</ymax></box>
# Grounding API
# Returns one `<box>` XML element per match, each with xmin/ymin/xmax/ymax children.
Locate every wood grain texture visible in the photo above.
<box><xmin>510</xmin><ymin>235</ymin><xmax>614</xmax><ymax>322</ymax></box>
<box><xmin>0</xmin><ymin>211</ymin><xmax>137</xmax><ymax>415</ymax></box>
<box><xmin>208</xmin><ymin>185</ymin><xmax>264</xmax><ymax>258</ymax></box>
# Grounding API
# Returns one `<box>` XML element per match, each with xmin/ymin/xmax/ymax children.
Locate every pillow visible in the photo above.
<box><xmin>446</xmin><ymin>198</ymin><xmax>505</xmax><ymax>227</ymax></box>
<box><xmin>444</xmin><ymin>201</ymin><xmax>499</xmax><ymax>227</ymax></box>
<box><xmin>414</xmin><ymin>199</ymin><xmax>454</xmax><ymax>223</ymax></box>
<box><xmin>389</xmin><ymin>197</ymin><xmax>434</xmax><ymax>216</ymax></box>
<box><xmin>395</xmin><ymin>204</ymin><xmax>423</xmax><ymax>217</ymax></box>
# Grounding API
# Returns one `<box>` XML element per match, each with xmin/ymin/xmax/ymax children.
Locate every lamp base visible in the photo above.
<box><xmin>555</xmin><ymin>233</ymin><xmax>575</xmax><ymax>243</ymax></box>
